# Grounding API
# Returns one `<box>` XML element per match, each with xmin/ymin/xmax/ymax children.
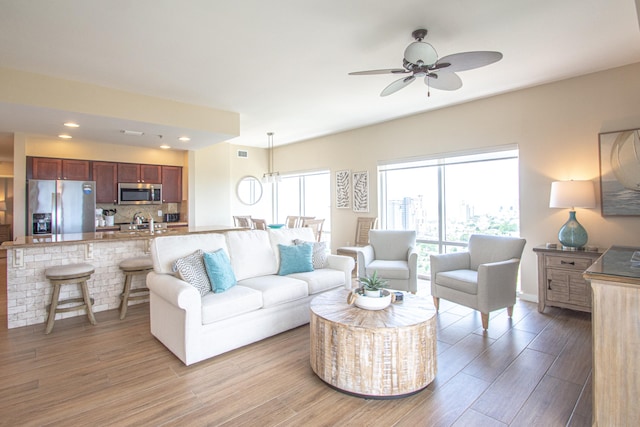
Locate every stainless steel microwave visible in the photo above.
<box><xmin>118</xmin><ymin>183</ymin><xmax>162</xmax><ymax>205</ymax></box>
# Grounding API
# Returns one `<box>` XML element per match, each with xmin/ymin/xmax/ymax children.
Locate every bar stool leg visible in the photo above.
<box><xmin>81</xmin><ymin>280</ymin><xmax>97</xmax><ymax>325</ymax></box>
<box><xmin>119</xmin><ymin>273</ymin><xmax>133</xmax><ymax>320</ymax></box>
<box><xmin>45</xmin><ymin>284</ymin><xmax>62</xmax><ymax>334</ymax></box>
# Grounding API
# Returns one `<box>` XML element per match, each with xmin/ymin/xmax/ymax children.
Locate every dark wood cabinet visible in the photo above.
<box><xmin>161</xmin><ymin>166</ymin><xmax>182</xmax><ymax>202</ymax></box>
<box><xmin>92</xmin><ymin>161</ymin><xmax>118</xmax><ymax>203</ymax></box>
<box><xmin>141</xmin><ymin>164</ymin><xmax>162</xmax><ymax>184</ymax></box>
<box><xmin>62</xmin><ymin>159</ymin><xmax>90</xmax><ymax>180</ymax></box>
<box><xmin>30</xmin><ymin>157</ymin><xmax>90</xmax><ymax>180</ymax></box>
<box><xmin>118</xmin><ymin>163</ymin><xmax>162</xmax><ymax>183</ymax></box>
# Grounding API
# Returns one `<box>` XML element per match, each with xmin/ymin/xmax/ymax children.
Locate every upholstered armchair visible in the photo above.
<box><xmin>357</xmin><ymin>230</ymin><xmax>418</xmax><ymax>293</ymax></box>
<box><xmin>430</xmin><ymin>234</ymin><xmax>526</xmax><ymax>330</ymax></box>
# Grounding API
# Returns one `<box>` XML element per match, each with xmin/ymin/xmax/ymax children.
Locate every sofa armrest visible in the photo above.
<box><xmin>477</xmin><ymin>258</ymin><xmax>521</xmax><ymax>313</ymax></box>
<box><xmin>146</xmin><ymin>271</ymin><xmax>202</xmax><ymax>323</ymax></box>
<box><xmin>326</xmin><ymin>254</ymin><xmax>355</xmax><ymax>290</ymax></box>
<box><xmin>356</xmin><ymin>245</ymin><xmax>374</xmax><ymax>278</ymax></box>
<box><xmin>408</xmin><ymin>247</ymin><xmax>418</xmax><ymax>293</ymax></box>
<box><xmin>429</xmin><ymin>252</ymin><xmax>471</xmax><ymax>283</ymax></box>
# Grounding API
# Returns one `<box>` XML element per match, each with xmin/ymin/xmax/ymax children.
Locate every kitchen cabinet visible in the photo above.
<box><xmin>92</xmin><ymin>161</ymin><xmax>118</xmax><ymax>203</ymax></box>
<box><xmin>161</xmin><ymin>166</ymin><xmax>182</xmax><ymax>203</ymax></box>
<box><xmin>533</xmin><ymin>245</ymin><xmax>602</xmax><ymax>313</ymax></box>
<box><xmin>118</xmin><ymin>163</ymin><xmax>162</xmax><ymax>183</ymax></box>
<box><xmin>30</xmin><ymin>157</ymin><xmax>90</xmax><ymax>180</ymax></box>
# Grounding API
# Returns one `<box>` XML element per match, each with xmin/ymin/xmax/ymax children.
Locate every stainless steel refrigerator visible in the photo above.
<box><xmin>27</xmin><ymin>180</ymin><xmax>97</xmax><ymax>236</ymax></box>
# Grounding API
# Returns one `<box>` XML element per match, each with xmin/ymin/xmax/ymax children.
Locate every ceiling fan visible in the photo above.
<box><xmin>349</xmin><ymin>29</ymin><xmax>503</xmax><ymax>97</ymax></box>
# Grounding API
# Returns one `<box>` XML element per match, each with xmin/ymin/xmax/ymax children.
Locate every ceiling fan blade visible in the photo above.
<box><xmin>436</xmin><ymin>51</ymin><xmax>503</xmax><ymax>72</ymax></box>
<box><xmin>380</xmin><ymin>75</ymin><xmax>416</xmax><ymax>97</ymax></box>
<box><xmin>426</xmin><ymin>71</ymin><xmax>463</xmax><ymax>91</ymax></box>
<box><xmin>349</xmin><ymin>68</ymin><xmax>409</xmax><ymax>75</ymax></box>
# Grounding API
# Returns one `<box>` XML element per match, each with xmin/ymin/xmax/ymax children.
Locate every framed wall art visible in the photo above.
<box><xmin>336</xmin><ymin>170</ymin><xmax>350</xmax><ymax>209</ymax></box>
<box><xmin>599</xmin><ymin>128</ymin><xmax>640</xmax><ymax>216</ymax></box>
<box><xmin>352</xmin><ymin>171</ymin><xmax>369</xmax><ymax>213</ymax></box>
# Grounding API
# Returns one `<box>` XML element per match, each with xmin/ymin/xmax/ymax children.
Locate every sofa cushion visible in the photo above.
<box><xmin>151</xmin><ymin>233</ymin><xmax>228</xmax><ymax>275</ymax></box>
<box><xmin>173</xmin><ymin>249</ymin><xmax>211</xmax><ymax>297</ymax></box>
<box><xmin>226</xmin><ymin>230</ymin><xmax>278</xmax><ymax>281</ymax></box>
<box><xmin>365</xmin><ymin>260</ymin><xmax>410</xmax><ymax>280</ymax></box>
<box><xmin>239</xmin><ymin>275</ymin><xmax>309</xmax><ymax>308</ymax></box>
<box><xmin>288</xmin><ymin>269</ymin><xmax>345</xmax><ymax>294</ymax></box>
<box><xmin>278</xmin><ymin>243</ymin><xmax>314</xmax><ymax>275</ymax></box>
<box><xmin>435</xmin><ymin>270</ymin><xmax>478</xmax><ymax>295</ymax></box>
<box><xmin>203</xmin><ymin>249</ymin><xmax>237</xmax><ymax>293</ymax></box>
<box><xmin>293</xmin><ymin>239</ymin><xmax>328</xmax><ymax>269</ymax></box>
<box><xmin>201</xmin><ymin>285</ymin><xmax>263</xmax><ymax>324</ymax></box>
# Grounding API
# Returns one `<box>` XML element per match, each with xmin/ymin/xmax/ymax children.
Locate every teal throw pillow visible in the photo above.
<box><xmin>203</xmin><ymin>249</ymin><xmax>237</xmax><ymax>293</ymax></box>
<box><xmin>278</xmin><ymin>243</ymin><xmax>314</xmax><ymax>275</ymax></box>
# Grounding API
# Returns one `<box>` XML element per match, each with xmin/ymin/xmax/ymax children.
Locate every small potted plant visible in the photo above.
<box><xmin>358</xmin><ymin>270</ymin><xmax>388</xmax><ymax>297</ymax></box>
<box><xmin>352</xmin><ymin>271</ymin><xmax>393</xmax><ymax>310</ymax></box>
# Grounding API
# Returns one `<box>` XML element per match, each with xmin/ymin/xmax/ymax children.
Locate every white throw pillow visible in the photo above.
<box><xmin>172</xmin><ymin>249</ymin><xmax>211</xmax><ymax>297</ymax></box>
<box><xmin>293</xmin><ymin>239</ymin><xmax>328</xmax><ymax>269</ymax></box>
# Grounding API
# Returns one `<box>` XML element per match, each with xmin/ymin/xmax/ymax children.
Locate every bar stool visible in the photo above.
<box><xmin>119</xmin><ymin>256</ymin><xmax>153</xmax><ymax>320</ymax></box>
<box><xmin>45</xmin><ymin>263</ymin><xmax>96</xmax><ymax>334</ymax></box>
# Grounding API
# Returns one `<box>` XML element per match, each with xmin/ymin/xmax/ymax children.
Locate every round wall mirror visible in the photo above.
<box><xmin>236</xmin><ymin>176</ymin><xmax>263</xmax><ymax>205</ymax></box>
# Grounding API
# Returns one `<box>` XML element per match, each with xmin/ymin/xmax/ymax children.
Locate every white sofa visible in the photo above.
<box><xmin>147</xmin><ymin>227</ymin><xmax>354</xmax><ymax>365</ymax></box>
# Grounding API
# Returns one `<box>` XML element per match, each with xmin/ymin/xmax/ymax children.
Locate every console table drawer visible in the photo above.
<box><xmin>546</xmin><ymin>255</ymin><xmax>593</xmax><ymax>270</ymax></box>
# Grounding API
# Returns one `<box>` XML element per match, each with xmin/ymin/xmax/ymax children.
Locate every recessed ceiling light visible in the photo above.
<box><xmin>160</xmin><ymin>144</ymin><xmax>171</xmax><ymax>149</ymax></box>
<box><xmin>63</xmin><ymin>122</ymin><xmax>79</xmax><ymax>128</ymax></box>
<box><xmin>178</xmin><ymin>136</ymin><xmax>191</xmax><ymax>142</ymax></box>
<box><xmin>58</xmin><ymin>134</ymin><xmax>72</xmax><ymax>139</ymax></box>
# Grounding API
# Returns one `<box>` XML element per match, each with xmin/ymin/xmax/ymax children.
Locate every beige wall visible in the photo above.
<box><xmin>269</xmin><ymin>62</ymin><xmax>640</xmax><ymax>300</ymax></box>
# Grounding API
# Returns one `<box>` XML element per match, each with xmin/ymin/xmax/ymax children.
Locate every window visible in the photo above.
<box><xmin>379</xmin><ymin>147</ymin><xmax>519</xmax><ymax>277</ymax></box>
<box><xmin>275</xmin><ymin>171</ymin><xmax>331</xmax><ymax>241</ymax></box>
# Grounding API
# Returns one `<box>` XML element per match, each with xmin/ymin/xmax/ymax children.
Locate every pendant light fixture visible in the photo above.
<box><xmin>262</xmin><ymin>132</ymin><xmax>281</xmax><ymax>184</ymax></box>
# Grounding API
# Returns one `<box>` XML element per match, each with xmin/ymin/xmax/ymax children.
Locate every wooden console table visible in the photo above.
<box><xmin>309</xmin><ymin>288</ymin><xmax>437</xmax><ymax>398</ymax></box>
<box><xmin>583</xmin><ymin>246</ymin><xmax>640</xmax><ymax>426</ymax></box>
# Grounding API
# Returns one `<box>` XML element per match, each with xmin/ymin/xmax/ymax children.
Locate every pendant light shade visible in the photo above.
<box><xmin>262</xmin><ymin>132</ymin><xmax>281</xmax><ymax>184</ymax></box>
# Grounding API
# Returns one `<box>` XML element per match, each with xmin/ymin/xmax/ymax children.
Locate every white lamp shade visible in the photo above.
<box><xmin>549</xmin><ymin>180</ymin><xmax>596</xmax><ymax>209</ymax></box>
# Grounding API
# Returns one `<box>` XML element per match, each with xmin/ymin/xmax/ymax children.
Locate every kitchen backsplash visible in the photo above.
<box><xmin>96</xmin><ymin>202</ymin><xmax>181</xmax><ymax>224</ymax></box>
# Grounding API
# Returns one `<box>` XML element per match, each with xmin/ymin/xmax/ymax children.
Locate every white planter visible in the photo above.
<box><xmin>364</xmin><ymin>289</ymin><xmax>381</xmax><ymax>297</ymax></box>
<box><xmin>355</xmin><ymin>290</ymin><xmax>392</xmax><ymax>310</ymax></box>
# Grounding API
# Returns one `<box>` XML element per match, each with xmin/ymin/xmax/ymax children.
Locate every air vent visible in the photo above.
<box><xmin>237</xmin><ymin>150</ymin><xmax>248</xmax><ymax>158</ymax></box>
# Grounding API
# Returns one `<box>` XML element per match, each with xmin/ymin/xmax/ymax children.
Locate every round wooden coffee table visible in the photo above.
<box><xmin>309</xmin><ymin>288</ymin><xmax>437</xmax><ymax>398</ymax></box>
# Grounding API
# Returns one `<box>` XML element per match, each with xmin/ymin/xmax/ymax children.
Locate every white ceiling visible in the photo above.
<box><xmin>0</xmin><ymin>0</ymin><xmax>639</xmax><ymax>152</ymax></box>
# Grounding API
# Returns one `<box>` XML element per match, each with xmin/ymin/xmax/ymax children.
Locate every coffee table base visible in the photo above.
<box><xmin>310</xmin><ymin>289</ymin><xmax>437</xmax><ymax>398</ymax></box>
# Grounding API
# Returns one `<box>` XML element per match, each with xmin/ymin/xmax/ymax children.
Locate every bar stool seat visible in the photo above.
<box><xmin>119</xmin><ymin>256</ymin><xmax>153</xmax><ymax>320</ymax></box>
<box><xmin>45</xmin><ymin>263</ymin><xmax>96</xmax><ymax>334</ymax></box>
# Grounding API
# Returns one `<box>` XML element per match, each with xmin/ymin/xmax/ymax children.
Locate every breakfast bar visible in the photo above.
<box><xmin>2</xmin><ymin>225</ymin><xmax>239</xmax><ymax>329</ymax></box>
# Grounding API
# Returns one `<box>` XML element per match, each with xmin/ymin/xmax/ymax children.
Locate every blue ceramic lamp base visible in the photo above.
<box><xmin>558</xmin><ymin>210</ymin><xmax>588</xmax><ymax>250</ymax></box>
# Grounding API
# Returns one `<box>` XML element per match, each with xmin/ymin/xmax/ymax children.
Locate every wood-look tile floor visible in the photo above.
<box><xmin>0</xmin><ymin>281</ymin><xmax>592</xmax><ymax>426</ymax></box>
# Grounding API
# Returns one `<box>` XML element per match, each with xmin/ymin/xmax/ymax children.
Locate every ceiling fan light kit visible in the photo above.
<box><xmin>349</xmin><ymin>28</ymin><xmax>502</xmax><ymax>97</ymax></box>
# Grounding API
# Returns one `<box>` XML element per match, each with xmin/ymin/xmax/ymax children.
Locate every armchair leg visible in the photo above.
<box><xmin>507</xmin><ymin>306</ymin><xmax>514</xmax><ymax>318</ymax></box>
<box><xmin>432</xmin><ymin>297</ymin><xmax>439</xmax><ymax>311</ymax></box>
<box><xmin>481</xmin><ymin>312</ymin><xmax>489</xmax><ymax>330</ymax></box>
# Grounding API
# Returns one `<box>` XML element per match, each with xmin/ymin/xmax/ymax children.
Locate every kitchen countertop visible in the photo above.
<box><xmin>1</xmin><ymin>224</ymin><xmax>242</xmax><ymax>249</ymax></box>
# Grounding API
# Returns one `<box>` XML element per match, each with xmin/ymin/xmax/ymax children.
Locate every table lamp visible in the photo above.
<box><xmin>549</xmin><ymin>180</ymin><xmax>596</xmax><ymax>250</ymax></box>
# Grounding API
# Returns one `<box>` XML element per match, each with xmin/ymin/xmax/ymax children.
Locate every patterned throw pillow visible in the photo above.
<box><xmin>293</xmin><ymin>239</ymin><xmax>328</xmax><ymax>269</ymax></box>
<box><xmin>172</xmin><ymin>249</ymin><xmax>211</xmax><ymax>296</ymax></box>
<box><xmin>278</xmin><ymin>243</ymin><xmax>314</xmax><ymax>275</ymax></box>
<box><xmin>203</xmin><ymin>249</ymin><xmax>237</xmax><ymax>293</ymax></box>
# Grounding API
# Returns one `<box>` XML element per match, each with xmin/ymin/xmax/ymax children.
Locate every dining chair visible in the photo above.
<box><xmin>233</xmin><ymin>215</ymin><xmax>253</xmax><ymax>228</ymax></box>
<box><xmin>252</xmin><ymin>218</ymin><xmax>268</xmax><ymax>230</ymax></box>
<box><xmin>302</xmin><ymin>218</ymin><xmax>324</xmax><ymax>242</ymax></box>
<box><xmin>355</xmin><ymin>217</ymin><xmax>378</xmax><ymax>246</ymax></box>
<box><xmin>285</xmin><ymin>216</ymin><xmax>299</xmax><ymax>228</ymax></box>
<box><xmin>298</xmin><ymin>216</ymin><xmax>315</xmax><ymax>227</ymax></box>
